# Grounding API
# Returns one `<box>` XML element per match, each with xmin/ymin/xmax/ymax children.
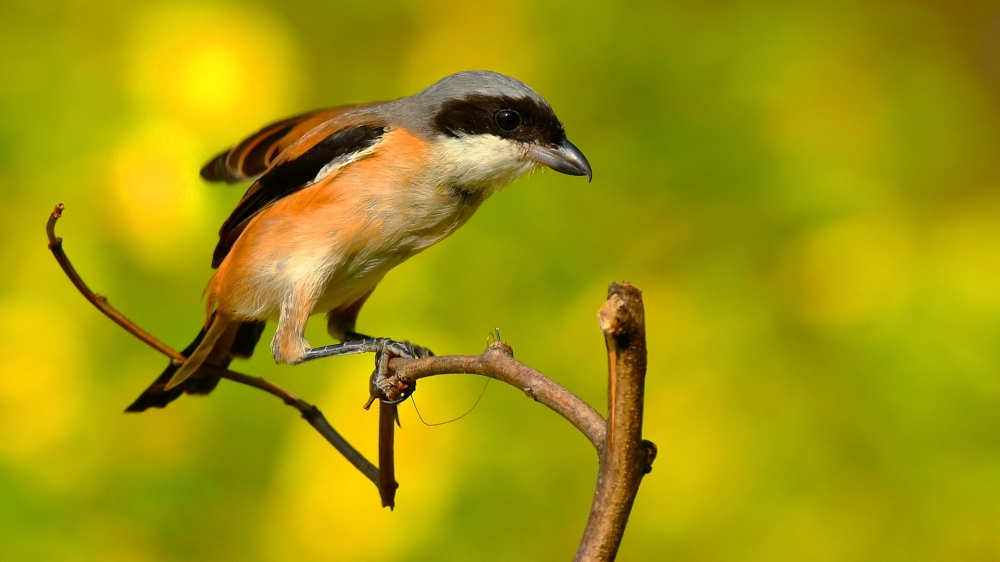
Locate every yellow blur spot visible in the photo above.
<box><xmin>178</xmin><ymin>43</ymin><xmax>245</xmax><ymax>116</ymax></box>
<box><xmin>931</xmin><ymin>201</ymin><xmax>1000</xmax><ymax>311</ymax></box>
<box><xmin>0</xmin><ymin>298</ymin><xmax>85</xmax><ymax>462</ymax></box>
<box><xmin>113</xmin><ymin>4</ymin><xmax>303</xmax><ymax>269</ymax></box>
<box><xmin>109</xmin><ymin>120</ymin><xmax>210</xmax><ymax>270</ymax></box>
<box><xmin>127</xmin><ymin>3</ymin><xmax>300</xmax><ymax>132</ymax></box>
<box><xmin>261</xmin><ymin>357</ymin><xmax>459</xmax><ymax>560</ymax></box>
<box><xmin>629</xmin><ymin>283</ymin><xmax>747</xmax><ymax>532</ymax></box>
<box><xmin>79</xmin><ymin>513</ymin><xmax>157</xmax><ymax>562</ymax></box>
<box><xmin>639</xmin><ymin>372</ymin><xmax>747</xmax><ymax>531</ymax></box>
<box><xmin>790</xmin><ymin>218</ymin><xmax>915</xmax><ymax>326</ymax></box>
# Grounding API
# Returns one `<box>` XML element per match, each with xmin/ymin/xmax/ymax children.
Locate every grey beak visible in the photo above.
<box><xmin>528</xmin><ymin>139</ymin><xmax>593</xmax><ymax>182</ymax></box>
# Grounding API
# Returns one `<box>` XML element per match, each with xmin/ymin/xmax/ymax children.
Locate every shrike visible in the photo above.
<box><xmin>128</xmin><ymin>70</ymin><xmax>592</xmax><ymax>412</ymax></box>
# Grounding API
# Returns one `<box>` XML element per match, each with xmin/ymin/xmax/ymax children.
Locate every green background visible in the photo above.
<box><xmin>2</xmin><ymin>0</ymin><xmax>1000</xmax><ymax>560</ymax></box>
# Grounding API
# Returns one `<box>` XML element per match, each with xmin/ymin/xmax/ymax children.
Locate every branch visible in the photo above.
<box><xmin>377</xmin><ymin>284</ymin><xmax>654</xmax><ymax>561</ymax></box>
<box><xmin>49</xmin><ymin>203</ymin><xmax>657</xmax><ymax>560</ymax></box>
<box><xmin>46</xmin><ymin>203</ymin><xmax>383</xmax><ymax>489</ymax></box>
<box><xmin>576</xmin><ymin>283</ymin><xmax>656</xmax><ymax>561</ymax></box>
<box><xmin>386</xmin><ymin>345</ymin><xmax>607</xmax><ymax>451</ymax></box>
<box><xmin>47</xmin><ymin>203</ymin><xmax>179</xmax><ymax>361</ymax></box>
<box><xmin>378</xmin><ymin>401</ymin><xmax>398</xmax><ymax>509</ymax></box>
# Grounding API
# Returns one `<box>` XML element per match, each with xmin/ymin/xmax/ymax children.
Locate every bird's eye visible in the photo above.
<box><xmin>495</xmin><ymin>109</ymin><xmax>521</xmax><ymax>132</ymax></box>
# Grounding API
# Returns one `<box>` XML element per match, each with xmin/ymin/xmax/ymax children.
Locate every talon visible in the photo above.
<box><xmin>398</xmin><ymin>340</ymin><xmax>434</xmax><ymax>359</ymax></box>
<box><xmin>303</xmin><ymin>335</ymin><xmax>429</xmax><ymax>401</ymax></box>
<box><xmin>383</xmin><ymin>340</ymin><xmax>412</xmax><ymax>358</ymax></box>
<box><xmin>368</xmin><ymin>338</ymin><xmax>423</xmax><ymax>404</ymax></box>
<box><xmin>408</xmin><ymin>343</ymin><xmax>433</xmax><ymax>358</ymax></box>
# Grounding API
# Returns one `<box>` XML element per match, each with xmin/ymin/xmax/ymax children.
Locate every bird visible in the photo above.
<box><xmin>126</xmin><ymin>70</ymin><xmax>592</xmax><ymax>412</ymax></box>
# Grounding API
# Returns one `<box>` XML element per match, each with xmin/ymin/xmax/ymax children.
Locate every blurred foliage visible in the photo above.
<box><xmin>2</xmin><ymin>0</ymin><xmax>1000</xmax><ymax>560</ymax></box>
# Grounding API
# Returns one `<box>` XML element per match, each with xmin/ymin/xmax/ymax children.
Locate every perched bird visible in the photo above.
<box><xmin>127</xmin><ymin>70</ymin><xmax>592</xmax><ymax>412</ymax></box>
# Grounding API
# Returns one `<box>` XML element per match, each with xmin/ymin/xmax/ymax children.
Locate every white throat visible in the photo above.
<box><xmin>431</xmin><ymin>134</ymin><xmax>537</xmax><ymax>195</ymax></box>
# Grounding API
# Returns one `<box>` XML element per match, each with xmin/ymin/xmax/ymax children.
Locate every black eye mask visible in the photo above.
<box><xmin>433</xmin><ymin>94</ymin><xmax>567</xmax><ymax>146</ymax></box>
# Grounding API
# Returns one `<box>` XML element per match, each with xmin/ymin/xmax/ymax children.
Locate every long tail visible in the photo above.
<box><xmin>125</xmin><ymin>319</ymin><xmax>266</xmax><ymax>413</ymax></box>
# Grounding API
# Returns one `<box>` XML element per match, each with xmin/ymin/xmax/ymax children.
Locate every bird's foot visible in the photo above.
<box><xmin>382</xmin><ymin>339</ymin><xmax>434</xmax><ymax>360</ymax></box>
<box><xmin>366</xmin><ymin>339</ymin><xmax>429</xmax><ymax>407</ymax></box>
<box><xmin>297</xmin><ymin>335</ymin><xmax>430</xmax><ymax>405</ymax></box>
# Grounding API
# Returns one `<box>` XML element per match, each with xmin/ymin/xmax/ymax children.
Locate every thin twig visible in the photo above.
<box><xmin>46</xmin><ymin>203</ymin><xmax>383</xmax><ymax>489</ymax></box>
<box><xmin>47</xmin><ymin>203</ymin><xmax>180</xmax><ymax>362</ymax></box>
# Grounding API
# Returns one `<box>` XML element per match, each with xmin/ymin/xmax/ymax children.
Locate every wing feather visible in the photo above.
<box><xmin>200</xmin><ymin>103</ymin><xmax>379</xmax><ymax>184</ymax></box>
<box><xmin>210</xmin><ymin>120</ymin><xmax>387</xmax><ymax>268</ymax></box>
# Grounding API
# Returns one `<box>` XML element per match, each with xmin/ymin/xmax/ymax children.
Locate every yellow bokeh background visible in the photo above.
<box><xmin>2</xmin><ymin>0</ymin><xmax>1000</xmax><ymax>560</ymax></box>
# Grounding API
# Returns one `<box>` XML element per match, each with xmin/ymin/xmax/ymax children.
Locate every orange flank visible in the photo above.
<box><xmin>205</xmin><ymin>128</ymin><xmax>432</xmax><ymax>363</ymax></box>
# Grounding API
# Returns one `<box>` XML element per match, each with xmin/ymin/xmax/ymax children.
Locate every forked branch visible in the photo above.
<box><xmin>48</xmin><ymin>203</ymin><xmax>655</xmax><ymax>561</ymax></box>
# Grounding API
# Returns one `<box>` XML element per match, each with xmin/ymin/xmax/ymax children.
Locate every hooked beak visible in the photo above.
<box><xmin>528</xmin><ymin>139</ymin><xmax>593</xmax><ymax>182</ymax></box>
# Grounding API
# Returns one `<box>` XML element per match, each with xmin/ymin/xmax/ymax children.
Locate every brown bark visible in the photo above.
<box><xmin>575</xmin><ymin>283</ymin><xmax>657</xmax><ymax>561</ymax></box>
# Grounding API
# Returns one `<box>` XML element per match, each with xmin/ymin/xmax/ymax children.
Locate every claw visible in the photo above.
<box><xmin>302</xmin><ymin>335</ymin><xmax>429</xmax><ymax>405</ymax></box>
<box><xmin>368</xmin><ymin>339</ymin><xmax>421</xmax><ymax>405</ymax></box>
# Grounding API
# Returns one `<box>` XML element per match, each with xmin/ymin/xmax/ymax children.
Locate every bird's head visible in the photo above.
<box><xmin>392</xmin><ymin>71</ymin><xmax>592</xmax><ymax>194</ymax></box>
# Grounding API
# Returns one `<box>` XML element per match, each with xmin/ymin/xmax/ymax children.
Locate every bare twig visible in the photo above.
<box><xmin>47</xmin><ymin>203</ymin><xmax>179</xmax><ymax>361</ymax></box>
<box><xmin>203</xmin><ymin>364</ymin><xmax>381</xmax><ymax>486</ymax></box>
<box><xmin>46</xmin><ymin>203</ymin><xmax>383</xmax><ymax>489</ymax></box>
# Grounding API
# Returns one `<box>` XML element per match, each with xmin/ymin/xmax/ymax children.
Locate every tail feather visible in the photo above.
<box><xmin>164</xmin><ymin>316</ymin><xmax>231</xmax><ymax>390</ymax></box>
<box><xmin>231</xmin><ymin>321</ymin><xmax>266</xmax><ymax>358</ymax></box>
<box><xmin>125</xmin><ymin>320</ymin><xmax>266</xmax><ymax>413</ymax></box>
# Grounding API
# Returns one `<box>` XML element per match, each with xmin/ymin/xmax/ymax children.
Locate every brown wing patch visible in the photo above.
<box><xmin>200</xmin><ymin>103</ymin><xmax>379</xmax><ymax>184</ymax></box>
<box><xmin>211</xmin><ymin>122</ymin><xmax>387</xmax><ymax>268</ymax></box>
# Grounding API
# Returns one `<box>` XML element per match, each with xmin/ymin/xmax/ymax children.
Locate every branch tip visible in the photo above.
<box><xmin>598</xmin><ymin>293</ymin><xmax>626</xmax><ymax>334</ymax></box>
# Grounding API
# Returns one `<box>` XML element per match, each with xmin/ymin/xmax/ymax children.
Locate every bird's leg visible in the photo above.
<box><xmin>271</xmin><ymin>291</ymin><xmax>315</xmax><ymax>364</ymax></box>
<box><xmin>298</xmin><ymin>337</ymin><xmax>413</xmax><ymax>362</ymax></box>
<box><xmin>300</xmin><ymin>336</ymin><xmax>416</xmax><ymax>405</ymax></box>
<box><xmin>300</xmin><ymin>331</ymin><xmax>432</xmax><ymax>404</ymax></box>
<box><xmin>299</xmin><ymin>329</ymin><xmax>434</xmax><ymax>362</ymax></box>
<box><xmin>345</xmin><ymin>330</ymin><xmax>434</xmax><ymax>359</ymax></box>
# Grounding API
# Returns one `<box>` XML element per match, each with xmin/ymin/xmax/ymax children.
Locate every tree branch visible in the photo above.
<box><xmin>48</xmin><ymin>204</ymin><xmax>656</xmax><ymax>560</ymax></box>
<box><xmin>374</xmin><ymin>284</ymin><xmax>654</xmax><ymax>561</ymax></box>
<box><xmin>386</xmin><ymin>345</ymin><xmax>607</xmax><ymax>451</ymax></box>
<box><xmin>575</xmin><ymin>283</ymin><xmax>657</xmax><ymax>561</ymax></box>
<box><xmin>47</xmin><ymin>203</ymin><xmax>179</xmax><ymax>361</ymax></box>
